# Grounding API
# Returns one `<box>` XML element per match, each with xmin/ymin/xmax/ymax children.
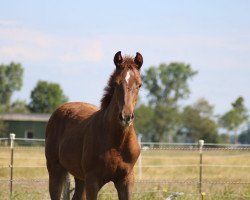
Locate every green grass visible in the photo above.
<box><xmin>1</xmin><ymin>147</ymin><xmax>250</xmax><ymax>199</ymax></box>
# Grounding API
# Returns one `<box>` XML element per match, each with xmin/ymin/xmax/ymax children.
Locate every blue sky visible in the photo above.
<box><xmin>0</xmin><ymin>1</ymin><xmax>249</xmax><ymax>114</ymax></box>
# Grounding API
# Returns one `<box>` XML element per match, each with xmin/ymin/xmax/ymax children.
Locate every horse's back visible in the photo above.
<box><xmin>46</xmin><ymin>102</ymin><xmax>98</xmax><ymax>136</ymax></box>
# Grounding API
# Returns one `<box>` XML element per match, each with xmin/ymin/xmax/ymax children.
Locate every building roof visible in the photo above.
<box><xmin>0</xmin><ymin>113</ymin><xmax>51</xmax><ymax>122</ymax></box>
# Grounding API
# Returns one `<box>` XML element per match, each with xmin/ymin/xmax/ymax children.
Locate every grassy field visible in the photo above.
<box><xmin>1</xmin><ymin>146</ymin><xmax>250</xmax><ymax>199</ymax></box>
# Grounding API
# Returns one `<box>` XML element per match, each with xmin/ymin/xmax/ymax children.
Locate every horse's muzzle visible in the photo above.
<box><xmin>119</xmin><ymin>112</ymin><xmax>134</xmax><ymax>126</ymax></box>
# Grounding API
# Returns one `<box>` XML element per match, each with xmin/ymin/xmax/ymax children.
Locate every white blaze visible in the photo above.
<box><xmin>125</xmin><ymin>71</ymin><xmax>131</xmax><ymax>83</ymax></box>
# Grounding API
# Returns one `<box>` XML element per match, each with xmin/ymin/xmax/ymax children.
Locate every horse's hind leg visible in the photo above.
<box><xmin>72</xmin><ymin>178</ymin><xmax>86</xmax><ymax>200</ymax></box>
<box><xmin>47</xmin><ymin>163</ymin><xmax>68</xmax><ymax>200</ymax></box>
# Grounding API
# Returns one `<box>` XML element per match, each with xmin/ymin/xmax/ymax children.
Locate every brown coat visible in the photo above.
<box><xmin>45</xmin><ymin>51</ymin><xmax>143</xmax><ymax>200</ymax></box>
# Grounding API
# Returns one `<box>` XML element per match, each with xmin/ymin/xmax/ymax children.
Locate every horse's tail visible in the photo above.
<box><xmin>62</xmin><ymin>173</ymin><xmax>71</xmax><ymax>199</ymax></box>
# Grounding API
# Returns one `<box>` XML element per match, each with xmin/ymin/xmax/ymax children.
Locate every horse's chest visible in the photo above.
<box><xmin>102</xmin><ymin>149</ymin><xmax>136</xmax><ymax>179</ymax></box>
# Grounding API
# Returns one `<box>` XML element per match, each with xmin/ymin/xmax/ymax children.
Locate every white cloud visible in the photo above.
<box><xmin>0</xmin><ymin>45</ymin><xmax>48</xmax><ymax>60</ymax></box>
<box><xmin>0</xmin><ymin>20</ymin><xmax>18</xmax><ymax>27</ymax></box>
<box><xmin>0</xmin><ymin>21</ymin><xmax>104</xmax><ymax>63</ymax></box>
<box><xmin>60</xmin><ymin>40</ymin><xmax>104</xmax><ymax>62</ymax></box>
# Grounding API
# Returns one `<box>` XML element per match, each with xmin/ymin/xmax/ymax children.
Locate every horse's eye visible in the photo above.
<box><xmin>138</xmin><ymin>84</ymin><xmax>142</xmax><ymax>88</ymax></box>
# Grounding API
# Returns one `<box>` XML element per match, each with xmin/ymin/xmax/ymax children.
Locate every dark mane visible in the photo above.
<box><xmin>100</xmin><ymin>56</ymin><xmax>135</xmax><ymax>109</ymax></box>
<box><xmin>100</xmin><ymin>70</ymin><xmax>116</xmax><ymax>109</ymax></box>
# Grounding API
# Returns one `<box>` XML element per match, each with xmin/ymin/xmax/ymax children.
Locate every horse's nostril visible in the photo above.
<box><xmin>119</xmin><ymin>112</ymin><xmax>134</xmax><ymax>124</ymax></box>
<box><xmin>119</xmin><ymin>113</ymin><xmax>124</xmax><ymax>121</ymax></box>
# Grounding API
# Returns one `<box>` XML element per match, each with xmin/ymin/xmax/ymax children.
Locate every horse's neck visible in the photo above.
<box><xmin>101</xmin><ymin>97</ymin><xmax>134</xmax><ymax>149</ymax></box>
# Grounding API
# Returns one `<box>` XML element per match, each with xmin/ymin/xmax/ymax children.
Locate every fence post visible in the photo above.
<box><xmin>138</xmin><ymin>134</ymin><xmax>142</xmax><ymax>180</ymax></box>
<box><xmin>198</xmin><ymin>140</ymin><xmax>204</xmax><ymax>200</ymax></box>
<box><xmin>9</xmin><ymin>133</ymin><xmax>15</xmax><ymax>199</ymax></box>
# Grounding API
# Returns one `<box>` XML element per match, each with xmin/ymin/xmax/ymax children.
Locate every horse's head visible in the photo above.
<box><xmin>113</xmin><ymin>51</ymin><xmax>143</xmax><ymax>127</ymax></box>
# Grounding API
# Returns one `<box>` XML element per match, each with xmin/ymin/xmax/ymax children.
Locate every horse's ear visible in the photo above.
<box><xmin>114</xmin><ymin>51</ymin><xmax>123</xmax><ymax>69</ymax></box>
<box><xmin>134</xmin><ymin>52</ymin><xmax>143</xmax><ymax>69</ymax></box>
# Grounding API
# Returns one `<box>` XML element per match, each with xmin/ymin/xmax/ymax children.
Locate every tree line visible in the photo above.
<box><xmin>0</xmin><ymin>62</ymin><xmax>249</xmax><ymax>143</ymax></box>
<box><xmin>136</xmin><ymin>63</ymin><xmax>248</xmax><ymax>143</ymax></box>
<box><xmin>0</xmin><ymin>62</ymin><xmax>68</xmax><ymax>114</ymax></box>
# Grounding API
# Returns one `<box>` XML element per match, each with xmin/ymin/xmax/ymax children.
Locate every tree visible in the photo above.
<box><xmin>135</xmin><ymin>103</ymin><xmax>181</xmax><ymax>142</ymax></box>
<box><xmin>238</xmin><ymin>127</ymin><xmax>250</xmax><ymax>144</ymax></box>
<box><xmin>29</xmin><ymin>81</ymin><xmax>68</xmax><ymax>113</ymax></box>
<box><xmin>0</xmin><ymin>62</ymin><xmax>24</xmax><ymax>111</ymax></box>
<box><xmin>10</xmin><ymin>100</ymin><xmax>29</xmax><ymax>113</ymax></box>
<box><xmin>219</xmin><ymin>97</ymin><xmax>248</xmax><ymax>144</ymax></box>
<box><xmin>152</xmin><ymin>103</ymin><xmax>181</xmax><ymax>142</ymax></box>
<box><xmin>134</xmin><ymin>104</ymin><xmax>155</xmax><ymax>141</ymax></box>
<box><xmin>138</xmin><ymin>62</ymin><xmax>197</xmax><ymax>142</ymax></box>
<box><xmin>178</xmin><ymin>98</ymin><xmax>218</xmax><ymax>143</ymax></box>
<box><xmin>142</xmin><ymin>62</ymin><xmax>197</xmax><ymax>105</ymax></box>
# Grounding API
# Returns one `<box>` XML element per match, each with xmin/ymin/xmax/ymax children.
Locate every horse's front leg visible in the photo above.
<box><xmin>115</xmin><ymin>171</ymin><xmax>134</xmax><ymax>200</ymax></box>
<box><xmin>85</xmin><ymin>172</ymin><xmax>101</xmax><ymax>200</ymax></box>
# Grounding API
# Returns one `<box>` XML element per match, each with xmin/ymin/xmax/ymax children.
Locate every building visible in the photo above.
<box><xmin>0</xmin><ymin>113</ymin><xmax>50</xmax><ymax>139</ymax></box>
